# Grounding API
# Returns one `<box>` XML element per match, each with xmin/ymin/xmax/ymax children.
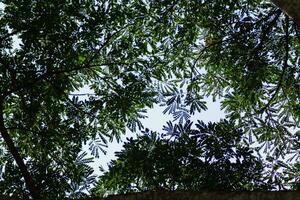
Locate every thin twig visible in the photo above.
<box><xmin>69</xmin><ymin>93</ymin><xmax>96</xmax><ymax>96</ymax></box>
<box><xmin>252</xmin><ymin>9</ymin><xmax>282</xmax><ymax>54</ymax></box>
<box><xmin>0</xmin><ymin>30</ymin><xmax>19</xmax><ymax>42</ymax></box>
<box><xmin>4</xmin><ymin>28</ymin><xmax>124</xmax><ymax>96</ymax></box>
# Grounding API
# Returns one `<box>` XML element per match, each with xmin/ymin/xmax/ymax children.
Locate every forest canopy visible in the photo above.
<box><xmin>0</xmin><ymin>0</ymin><xmax>299</xmax><ymax>199</ymax></box>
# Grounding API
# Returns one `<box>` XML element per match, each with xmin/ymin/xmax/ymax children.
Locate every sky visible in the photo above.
<box><xmin>92</xmin><ymin>96</ymin><xmax>225</xmax><ymax>174</ymax></box>
<box><xmin>0</xmin><ymin>2</ymin><xmax>226</xmax><ymax>177</ymax></box>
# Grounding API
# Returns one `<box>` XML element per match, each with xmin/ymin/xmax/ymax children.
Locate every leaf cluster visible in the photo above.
<box><xmin>92</xmin><ymin>120</ymin><xmax>270</xmax><ymax>197</ymax></box>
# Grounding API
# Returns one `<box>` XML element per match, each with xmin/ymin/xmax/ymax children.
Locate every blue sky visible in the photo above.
<box><xmin>91</xmin><ymin>96</ymin><xmax>225</xmax><ymax>174</ymax></box>
<box><xmin>0</xmin><ymin>2</ymin><xmax>226</xmax><ymax>176</ymax></box>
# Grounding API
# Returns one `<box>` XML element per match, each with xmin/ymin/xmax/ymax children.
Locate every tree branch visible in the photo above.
<box><xmin>69</xmin><ymin>93</ymin><xmax>96</xmax><ymax>96</ymax></box>
<box><xmin>0</xmin><ymin>100</ymin><xmax>41</xmax><ymax>199</ymax></box>
<box><xmin>260</xmin><ymin>16</ymin><xmax>290</xmax><ymax>113</ymax></box>
<box><xmin>253</xmin><ymin>9</ymin><xmax>282</xmax><ymax>53</ymax></box>
<box><xmin>4</xmin><ymin>29</ymin><xmax>123</xmax><ymax>97</ymax></box>
<box><xmin>272</xmin><ymin>0</ymin><xmax>300</xmax><ymax>26</ymax></box>
<box><xmin>0</xmin><ymin>30</ymin><xmax>19</xmax><ymax>42</ymax></box>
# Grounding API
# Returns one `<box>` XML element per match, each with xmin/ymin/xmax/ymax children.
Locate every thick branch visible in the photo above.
<box><xmin>4</xmin><ymin>190</ymin><xmax>300</xmax><ymax>200</ymax></box>
<box><xmin>0</xmin><ymin>101</ymin><xmax>41</xmax><ymax>199</ymax></box>
<box><xmin>272</xmin><ymin>0</ymin><xmax>300</xmax><ymax>26</ymax></box>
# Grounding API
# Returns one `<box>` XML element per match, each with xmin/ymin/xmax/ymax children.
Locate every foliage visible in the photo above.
<box><xmin>91</xmin><ymin>120</ymin><xmax>271</xmax><ymax>197</ymax></box>
<box><xmin>149</xmin><ymin>0</ymin><xmax>300</xmax><ymax>159</ymax></box>
<box><xmin>0</xmin><ymin>0</ymin><xmax>299</xmax><ymax>199</ymax></box>
<box><xmin>0</xmin><ymin>151</ymin><xmax>95</xmax><ymax>199</ymax></box>
<box><xmin>0</xmin><ymin>0</ymin><xmax>190</xmax><ymax>198</ymax></box>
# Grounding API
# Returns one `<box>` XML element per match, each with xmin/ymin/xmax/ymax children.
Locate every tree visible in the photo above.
<box><xmin>146</xmin><ymin>0</ymin><xmax>300</xmax><ymax>159</ymax></box>
<box><xmin>0</xmin><ymin>0</ymin><xmax>299</xmax><ymax>199</ymax></box>
<box><xmin>91</xmin><ymin>120</ymin><xmax>271</xmax><ymax>198</ymax></box>
<box><xmin>271</xmin><ymin>0</ymin><xmax>300</xmax><ymax>25</ymax></box>
<box><xmin>0</xmin><ymin>0</ymin><xmax>182</xmax><ymax>199</ymax></box>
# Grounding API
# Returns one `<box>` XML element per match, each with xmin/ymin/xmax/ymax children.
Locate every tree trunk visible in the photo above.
<box><xmin>0</xmin><ymin>101</ymin><xmax>41</xmax><ymax>199</ymax></box>
<box><xmin>272</xmin><ymin>0</ymin><xmax>300</xmax><ymax>26</ymax></box>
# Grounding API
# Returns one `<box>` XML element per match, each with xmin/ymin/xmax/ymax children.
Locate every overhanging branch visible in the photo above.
<box><xmin>271</xmin><ymin>0</ymin><xmax>300</xmax><ymax>26</ymax></box>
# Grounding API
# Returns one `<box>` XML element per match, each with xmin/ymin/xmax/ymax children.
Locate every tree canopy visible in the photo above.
<box><xmin>92</xmin><ymin>120</ymin><xmax>300</xmax><ymax>198</ymax></box>
<box><xmin>92</xmin><ymin>120</ymin><xmax>270</xmax><ymax>198</ymax></box>
<box><xmin>0</xmin><ymin>0</ymin><xmax>299</xmax><ymax>199</ymax></box>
